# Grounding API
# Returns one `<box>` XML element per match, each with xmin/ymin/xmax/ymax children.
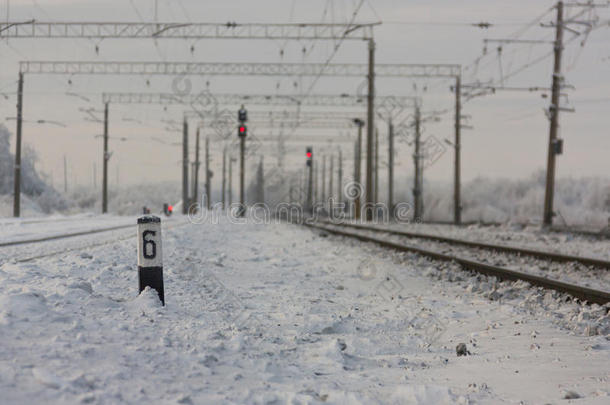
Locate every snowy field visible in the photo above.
<box><xmin>0</xmin><ymin>214</ymin><xmax>609</xmax><ymax>404</ymax></box>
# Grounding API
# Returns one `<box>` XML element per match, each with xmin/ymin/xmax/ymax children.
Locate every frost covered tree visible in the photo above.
<box><xmin>0</xmin><ymin>124</ymin><xmax>68</xmax><ymax>213</ymax></box>
<box><xmin>246</xmin><ymin>157</ymin><xmax>265</xmax><ymax>205</ymax></box>
<box><xmin>0</xmin><ymin>124</ymin><xmax>14</xmax><ymax>194</ymax></box>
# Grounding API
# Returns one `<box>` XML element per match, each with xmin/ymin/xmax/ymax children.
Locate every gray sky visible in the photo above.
<box><xmin>1</xmin><ymin>0</ymin><xmax>609</xmax><ymax>189</ymax></box>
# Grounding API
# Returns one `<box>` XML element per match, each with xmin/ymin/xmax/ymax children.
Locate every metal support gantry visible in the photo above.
<box><xmin>1</xmin><ymin>21</ymin><xmax>376</xmax><ymax>40</ymax></box>
<box><xmin>20</xmin><ymin>59</ymin><xmax>459</xmax><ymax>222</ymax></box>
<box><xmin>242</xmin><ymin>111</ymin><xmax>366</xmax><ymax>121</ymax></box>
<box><xmin>19</xmin><ymin>60</ymin><xmax>460</xmax><ymax>78</ymax></box>
<box><xmin>246</xmin><ymin>120</ymin><xmax>356</xmax><ymax>129</ymax></box>
<box><xmin>102</xmin><ymin>92</ymin><xmax>389</xmax><ymax>213</ymax></box>
<box><xmin>181</xmin><ymin>109</ymin><xmax>367</xmax><ymax>129</ymax></box>
<box><xmin>102</xmin><ymin>92</ymin><xmax>419</xmax><ymax>109</ymax></box>
<box><xmin>12</xmin><ymin>57</ymin><xmax>458</xmax><ymax>219</ymax></box>
<box><xmin>6</xmin><ymin>19</ymin><xmax>376</xmax><ymax>217</ymax></box>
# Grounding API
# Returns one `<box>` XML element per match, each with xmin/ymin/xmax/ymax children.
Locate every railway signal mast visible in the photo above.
<box><xmin>237</xmin><ymin>105</ymin><xmax>248</xmax><ymax>217</ymax></box>
<box><xmin>306</xmin><ymin>147</ymin><xmax>314</xmax><ymax>213</ymax></box>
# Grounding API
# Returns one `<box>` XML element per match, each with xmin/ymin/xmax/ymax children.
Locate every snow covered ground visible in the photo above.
<box><xmin>0</xmin><ymin>214</ymin><xmax>609</xmax><ymax>404</ymax></box>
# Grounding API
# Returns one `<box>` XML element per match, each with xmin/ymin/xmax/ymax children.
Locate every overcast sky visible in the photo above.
<box><xmin>0</xmin><ymin>0</ymin><xmax>609</xmax><ymax>190</ymax></box>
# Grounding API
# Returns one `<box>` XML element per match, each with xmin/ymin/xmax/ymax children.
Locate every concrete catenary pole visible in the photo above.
<box><xmin>222</xmin><ymin>146</ymin><xmax>226</xmax><ymax>209</ymax></box>
<box><xmin>454</xmin><ymin>75</ymin><xmax>462</xmax><ymax>225</ymax></box>
<box><xmin>258</xmin><ymin>156</ymin><xmax>264</xmax><ymax>204</ymax></box>
<box><xmin>321</xmin><ymin>155</ymin><xmax>327</xmax><ymax>205</ymax></box>
<box><xmin>228</xmin><ymin>156</ymin><xmax>234</xmax><ymax>206</ymax></box>
<box><xmin>374</xmin><ymin>127</ymin><xmax>379</xmax><ymax>205</ymax></box>
<box><xmin>205</xmin><ymin>135</ymin><xmax>211</xmax><ymax>210</ymax></box>
<box><xmin>413</xmin><ymin>105</ymin><xmax>422</xmax><ymax>221</ymax></box>
<box><xmin>543</xmin><ymin>1</ymin><xmax>565</xmax><ymax>227</ymax></box>
<box><xmin>182</xmin><ymin>118</ymin><xmax>189</xmax><ymax>214</ymax></box>
<box><xmin>354</xmin><ymin>119</ymin><xmax>364</xmax><ymax>219</ymax></box>
<box><xmin>329</xmin><ymin>154</ymin><xmax>334</xmax><ymax>201</ymax></box>
<box><xmin>194</xmin><ymin>128</ymin><xmax>201</xmax><ymax>208</ymax></box>
<box><xmin>365</xmin><ymin>38</ymin><xmax>376</xmax><ymax>221</ymax></box>
<box><xmin>338</xmin><ymin>149</ymin><xmax>343</xmax><ymax>206</ymax></box>
<box><xmin>313</xmin><ymin>159</ymin><xmax>318</xmax><ymax>206</ymax></box>
<box><xmin>63</xmin><ymin>155</ymin><xmax>68</xmax><ymax>194</ymax></box>
<box><xmin>13</xmin><ymin>72</ymin><xmax>24</xmax><ymax>217</ymax></box>
<box><xmin>102</xmin><ymin>102</ymin><xmax>109</xmax><ymax>214</ymax></box>
<box><xmin>388</xmin><ymin>119</ymin><xmax>394</xmax><ymax>215</ymax></box>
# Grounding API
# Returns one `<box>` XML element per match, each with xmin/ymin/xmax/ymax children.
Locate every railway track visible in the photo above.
<box><xmin>307</xmin><ymin>221</ymin><xmax>610</xmax><ymax>306</ymax></box>
<box><xmin>1</xmin><ymin>219</ymin><xmax>189</xmax><ymax>263</ymax></box>
<box><xmin>319</xmin><ymin>220</ymin><xmax>610</xmax><ymax>269</ymax></box>
<box><xmin>0</xmin><ymin>218</ymin><xmax>185</xmax><ymax>248</ymax></box>
<box><xmin>424</xmin><ymin>220</ymin><xmax>610</xmax><ymax>240</ymax></box>
<box><xmin>0</xmin><ymin>223</ymin><xmax>136</xmax><ymax>248</ymax></box>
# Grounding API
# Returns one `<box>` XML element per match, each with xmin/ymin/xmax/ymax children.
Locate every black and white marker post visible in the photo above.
<box><xmin>137</xmin><ymin>215</ymin><xmax>164</xmax><ymax>305</ymax></box>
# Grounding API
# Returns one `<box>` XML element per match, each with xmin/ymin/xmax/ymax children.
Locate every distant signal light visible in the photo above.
<box><xmin>306</xmin><ymin>146</ymin><xmax>313</xmax><ymax>167</ymax></box>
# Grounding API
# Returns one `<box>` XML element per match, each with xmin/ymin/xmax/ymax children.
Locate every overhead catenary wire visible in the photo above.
<box><xmin>302</xmin><ymin>0</ymin><xmax>366</xmax><ymax>98</ymax></box>
<box><xmin>404</xmin><ymin>3</ymin><xmax>602</xmax><ymax>121</ymax></box>
<box><xmin>470</xmin><ymin>3</ymin><xmax>605</xmax><ymax>92</ymax></box>
<box><xmin>388</xmin><ymin>4</ymin><xmax>556</xmax><ymax>98</ymax></box>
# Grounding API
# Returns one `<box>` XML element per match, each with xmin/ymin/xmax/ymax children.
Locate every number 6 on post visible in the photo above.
<box><xmin>137</xmin><ymin>216</ymin><xmax>165</xmax><ymax>305</ymax></box>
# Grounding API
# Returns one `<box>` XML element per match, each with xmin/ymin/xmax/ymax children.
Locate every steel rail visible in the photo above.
<box><xmin>0</xmin><ymin>219</ymin><xmax>182</xmax><ymax>247</ymax></box>
<box><xmin>306</xmin><ymin>221</ymin><xmax>610</xmax><ymax>305</ymax></box>
<box><xmin>0</xmin><ymin>224</ymin><xmax>135</xmax><ymax>247</ymax></box>
<box><xmin>9</xmin><ymin>221</ymin><xmax>189</xmax><ymax>263</ymax></box>
<box><xmin>320</xmin><ymin>221</ymin><xmax>610</xmax><ymax>269</ymax></box>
